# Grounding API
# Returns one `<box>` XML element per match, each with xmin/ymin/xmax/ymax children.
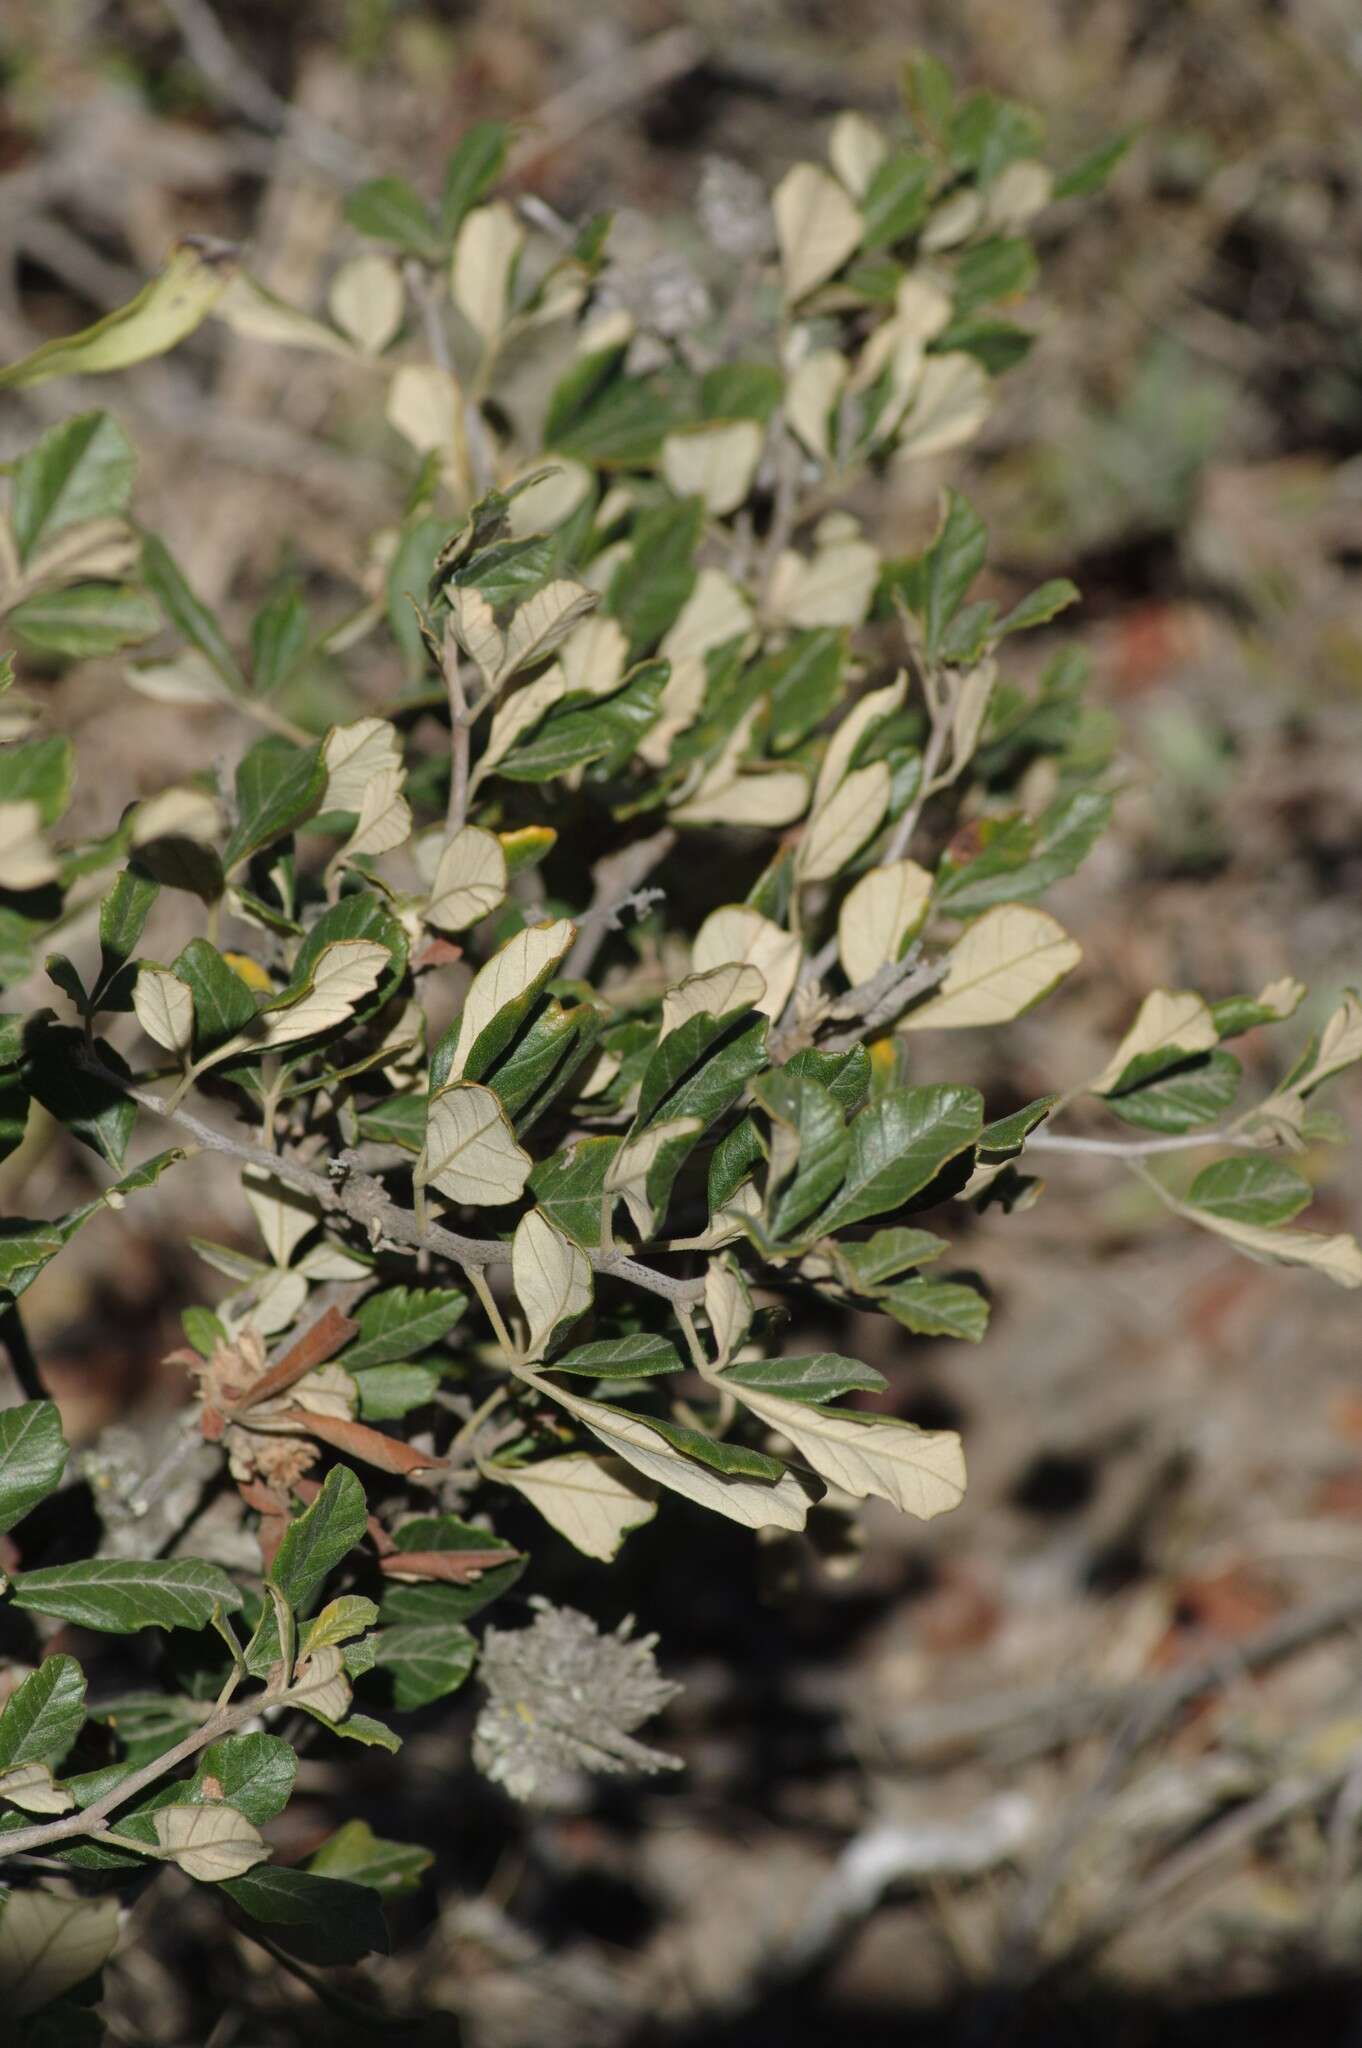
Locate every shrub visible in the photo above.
<box><xmin>0</xmin><ymin>60</ymin><xmax>1357</xmax><ymax>2027</ymax></box>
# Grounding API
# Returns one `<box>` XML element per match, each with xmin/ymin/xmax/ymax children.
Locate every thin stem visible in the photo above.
<box><xmin>78</xmin><ymin>1062</ymin><xmax>708</xmax><ymax>1309</ymax></box>
<box><xmin>443</xmin><ymin>634</ymin><xmax>470</xmax><ymax>836</ymax></box>
<box><xmin>0</xmin><ymin>1693</ymin><xmax>270</xmax><ymax>1862</ymax></box>
<box><xmin>1026</xmin><ymin>1129</ymin><xmax>1253</xmax><ymax>1158</ymax></box>
<box><xmin>882</xmin><ymin>680</ymin><xmax>951</xmax><ymax>865</ymax></box>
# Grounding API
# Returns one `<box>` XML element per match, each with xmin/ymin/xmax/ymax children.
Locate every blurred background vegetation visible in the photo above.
<box><xmin>2</xmin><ymin>3</ymin><xmax>1362</xmax><ymax>2042</ymax></box>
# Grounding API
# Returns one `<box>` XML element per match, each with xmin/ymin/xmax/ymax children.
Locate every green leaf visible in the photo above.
<box><xmin>0</xmin><ymin>1220</ymin><xmax>65</xmax><ymax>1301</ymax></box>
<box><xmin>341</xmin><ymin>1286</ymin><xmax>467</xmax><ymax>1370</ymax></box>
<box><xmin>189</xmin><ymin>1733</ymin><xmax>296</xmax><ymax>1825</ymax></box>
<box><xmin>249</xmin><ymin>583</ymin><xmax>310</xmax><ymax>695</ymax></box>
<box><xmin>817</xmin><ymin>1084</ymin><xmax>983</xmax><ymax>1231</ymax></box>
<box><xmin>0</xmin><ymin>1078</ymin><xmax>28</xmax><ymax>1167</ymax></box>
<box><xmin>498</xmin><ymin>660</ymin><xmax>666</xmax><ymax>782</ymax></box>
<box><xmin>635</xmin><ymin>1009</ymin><xmax>767</xmax><ymax>1132</ymax></box>
<box><xmin>785</xmin><ymin>1043</ymin><xmax>871</xmax><ymax>1115</ymax></box>
<box><xmin>708</xmin><ymin>1115</ymin><xmax>764</xmax><ymax>1211</ymax></box>
<box><xmin>286</xmin><ymin>889</ymin><xmax>408</xmax><ymax>1023</ymax></box>
<box><xmin>141</xmin><ymin>532</ymin><xmax>243</xmax><ymax>687</ymax></box>
<box><xmin>903</xmin><ymin>50</ymin><xmax>954</xmax><ymax>140</ymax></box>
<box><xmin>0</xmin><ymin>1400</ymin><xmax>69</xmax><ymax>1537</ymax></box>
<box><xmin>485</xmin><ymin>998</ymin><xmax>601</xmax><ymax>1126</ymax></box>
<box><xmin>551</xmin><ymin>364</ymin><xmax>686</xmax><ymax>469</ymax></box>
<box><xmin>933</xmin><ymin>790</ymin><xmax>1111</xmax><ymax>918</ymax></box>
<box><xmin>308</xmin><ymin>1819</ymin><xmax>431</xmax><ymax>1897</ymax></box>
<box><xmin>606</xmin><ymin>498</ymin><xmax>704</xmax><ymax>650</ymax></box>
<box><xmin>269</xmin><ymin>1466</ymin><xmax>367</xmax><ymax>1620</ymax></box>
<box><xmin>353</xmin><ymin>1363</ymin><xmax>440</xmax><ymax>1420</ymax></box>
<box><xmin>1107</xmin><ymin>1049</ymin><xmax>1241</xmax><ymax>1133</ymax></box>
<box><xmin>172</xmin><ymin>939</ymin><xmax>258</xmax><ymax>1057</ymax></box>
<box><xmin>355</xmin><ymin>1089</ymin><xmax>426</xmax><ymax>1151</ymax></box>
<box><xmin>24</xmin><ymin>1027</ymin><xmax>136</xmax><ymax>1167</ymax></box>
<box><xmin>0</xmin><ymin>1657</ymin><xmax>85</xmax><ymax>1771</ymax></box>
<box><xmin>529</xmin><ymin>1134</ymin><xmax>622</xmax><ymax>1247</ymax></box>
<box><xmin>221</xmin><ymin>1865</ymin><xmax>389</xmax><ymax>1965</ymax></box>
<box><xmin>9</xmin><ymin>582</ymin><xmax>159</xmax><ymax>658</ymax></box>
<box><xmin>754</xmin><ymin>1071</ymin><xmax>849</xmax><ymax>1241</ymax></box>
<box><xmin>373</xmin><ymin>1620</ymin><xmax>477</xmax><ymax>1710</ymax></box>
<box><xmin>615</xmin><ymin>1408</ymin><xmax>787</xmax><ymax>1480</ymax></box>
<box><xmin>950</xmin><ymin>91</ymin><xmax>1044</xmax><ymax>184</ymax></box>
<box><xmin>995</xmin><ymin>578</ymin><xmax>1080</xmax><ymax>638</ymax></box>
<box><xmin>883</xmin><ymin>1275</ymin><xmax>990</xmax><ymax>1341</ymax></box>
<box><xmin>759</xmin><ymin>629</ymin><xmax>850</xmax><ymax>753</ymax></box>
<box><xmin>8</xmin><ymin>1558</ymin><xmax>243</xmax><ymax>1632</ymax></box>
<box><xmin>977</xmin><ymin>1096</ymin><xmax>1057</xmax><ymax>1157</ymax></box>
<box><xmin>440</xmin><ymin>121</ymin><xmax>508</xmax><ymax>236</ymax></box>
<box><xmin>222</xmin><ymin>737</ymin><xmax>326</xmax><ymax>872</ymax></box>
<box><xmin>549</xmin><ymin>1333</ymin><xmax>682</xmax><ymax>1378</ymax></box>
<box><xmin>924</xmin><ymin>492</ymin><xmax>987</xmax><ymax>664</ymax></box>
<box><xmin>833</xmin><ymin>1227</ymin><xmax>948</xmax><ymax>1286</ymax></box>
<box><xmin>1054</xmin><ymin>132</ymin><xmax>1133</xmax><ymax>201</ymax></box>
<box><xmin>860</xmin><ymin>148</ymin><xmax>932</xmax><ymax>249</ymax></box>
<box><xmin>10</xmin><ymin>412</ymin><xmax>135</xmax><ymax>564</ymax></box>
<box><xmin>1187</xmin><ymin>1156</ymin><xmax>1313</xmax><ymax>1229</ymax></box>
<box><xmin>954</xmin><ymin>235</ymin><xmax>1038</xmax><ymax>317</ymax></box>
<box><xmin>722</xmin><ymin>1353</ymin><xmax>887</xmax><ymax>1403</ymax></box>
<box><xmin>93</xmin><ymin>864</ymin><xmax>159</xmax><ymax>1009</ymax></box>
<box><xmin>701</xmin><ymin>362</ymin><xmax>783</xmax><ymax>423</ymax></box>
<box><xmin>343</xmin><ymin>176</ymin><xmax>442</xmax><ymax>259</ymax></box>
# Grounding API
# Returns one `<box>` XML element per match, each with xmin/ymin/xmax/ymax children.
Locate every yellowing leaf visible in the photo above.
<box><xmin>338</xmin><ymin>766</ymin><xmax>412</xmax><ymax>864</ymax></box>
<box><xmin>243</xmin><ymin>1168</ymin><xmax>322</xmax><ymax>1268</ymax></box>
<box><xmin>0</xmin><ymin>801</ymin><xmax>58</xmax><ymax>891</ymax></box>
<box><xmin>828</xmin><ymin>112</ymin><xmax>888</xmax><ymax>197</ymax></box>
<box><xmin>660</xmin><ymin>964</ymin><xmax>767</xmax><ymax>1039</ymax></box>
<box><xmin>0</xmin><ymin>1891</ymin><xmax>120</xmax><ymax>2016</ymax></box>
<box><xmin>132</xmin><ymin>966</ymin><xmax>195</xmax><ymax>1059</ymax></box>
<box><xmin>452</xmin><ymin>200</ymin><xmax>525</xmax><ymax>342</ymax></box>
<box><xmin>661</xmin><ymin>420</ymin><xmax>762</xmax><ymax>516</ymax></box>
<box><xmin>786</xmin><ymin>348</ymin><xmax>847</xmax><ymax>463</ymax></box>
<box><xmin>252</xmin><ymin>940</ymin><xmax>390</xmax><ymax>1052</ymax></box>
<box><xmin>323</xmin><ymin>718</ymin><xmax>404</xmax><ymax>814</ymax></box>
<box><xmin>797</xmin><ymin>761</ymin><xmax>891</xmax><ymax>883</ymax></box>
<box><xmin>558</xmin><ymin>612</ymin><xmax>630</xmax><ymax>698</ymax></box>
<box><xmin>659</xmin><ymin>567</ymin><xmax>754</xmax><ymax>665</ymax></box>
<box><xmin>838</xmin><ymin>859</ymin><xmax>933</xmax><ymax>986</ymax></box>
<box><xmin>773</xmin><ymin>163</ymin><xmax>863</xmax><ymax>303</ymax></box>
<box><xmin>499</xmin><ymin>579</ymin><xmax>599</xmax><ymax>684</ymax></box>
<box><xmin>0</xmin><ymin>238</ymin><xmax>238</xmax><ymax>390</ymax></box>
<box><xmin>0</xmin><ymin>1760</ymin><xmax>74</xmax><ymax>1814</ymax></box>
<box><xmin>506</xmin><ymin>460</ymin><xmax>593</xmax><ymax>537</ymax></box>
<box><xmin>895</xmin><ymin>352</ymin><xmax>991</xmax><ymax>462</ymax></box>
<box><xmin>603</xmin><ymin>1117</ymin><xmax>702</xmax><ymax>1238</ymax></box>
<box><xmin>328</xmin><ymin>252</ymin><xmax>405</xmax><ymax>354</ymax></box>
<box><xmin>386</xmin><ymin>363</ymin><xmax>468</xmax><ymax>494</ymax></box>
<box><xmin>445</xmin><ymin>918</ymin><xmax>575</xmax><ymax>1081</ymax></box>
<box><xmin>903</xmin><ymin>905</ymin><xmax>1080</xmax><ymax>1031</ymax></box>
<box><xmin>150</xmin><ymin>1801</ymin><xmax>269</xmax><ymax>1882</ymax></box>
<box><xmin>417</xmin><ymin>1081</ymin><xmax>532</xmax><ymax>1206</ymax></box>
<box><xmin>214</xmin><ymin>271</ymin><xmax>354</xmax><ymax>356</ymax></box>
<box><xmin>813</xmin><ymin>672</ymin><xmax>906</xmax><ymax>812</ymax></box>
<box><xmin>126</xmin><ymin>650</ymin><xmax>236</xmax><ymax>708</ymax></box>
<box><xmin>496</xmin><ymin>1452</ymin><xmax>656</xmax><ymax>1560</ymax></box>
<box><xmin>729</xmin><ymin>1383</ymin><xmax>966</xmax><ymax>1519</ymax></box>
<box><xmin>1089</xmin><ymin>988</ymin><xmax>1219</xmax><ymax>1095</ymax></box>
<box><xmin>289</xmin><ymin>1643</ymin><xmax>354</xmax><ymax>1723</ymax></box>
<box><xmin>693</xmin><ymin>905</ymin><xmax>802</xmax><ymax>1022</ymax></box>
<box><xmin>131</xmin><ymin>786</ymin><xmax>224</xmax><ymax>846</ymax></box>
<box><xmin>547</xmin><ymin>1383</ymin><xmax>814</xmax><ymax>1531</ymax></box>
<box><xmin>512</xmin><ymin>1209</ymin><xmax>592</xmax><ymax>1358</ymax></box>
<box><xmin>704</xmin><ymin>1256</ymin><xmax>752</xmax><ymax>1367</ymax></box>
<box><xmin>426</xmin><ymin>822</ymin><xmax>508</xmax><ymax>932</ymax></box>
<box><xmin>768</xmin><ymin>538</ymin><xmax>880</xmax><ymax>629</ymax></box>
<box><xmin>446</xmin><ymin>583</ymin><xmax>505</xmax><ymax>688</ymax></box>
